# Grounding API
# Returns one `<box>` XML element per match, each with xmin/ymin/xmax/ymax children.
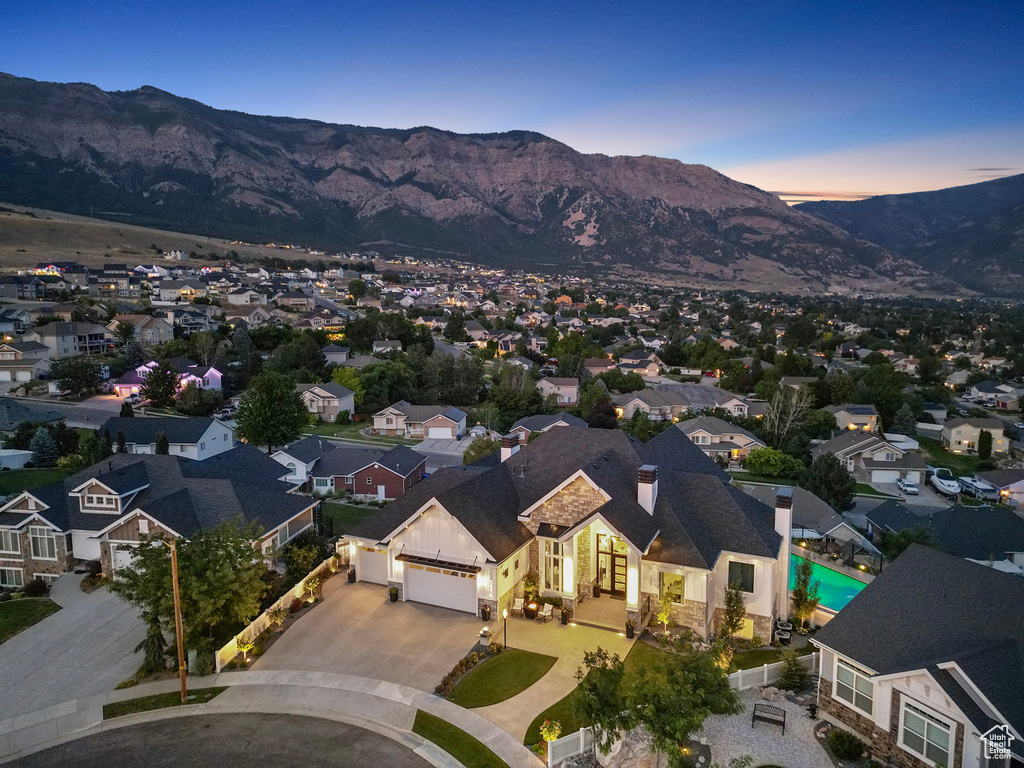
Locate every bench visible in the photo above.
<box><xmin>751</xmin><ymin>703</ymin><xmax>786</xmax><ymax>735</ymax></box>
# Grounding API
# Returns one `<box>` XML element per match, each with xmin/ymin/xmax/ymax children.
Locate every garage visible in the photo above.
<box><xmin>356</xmin><ymin>545</ymin><xmax>388</xmax><ymax>585</ymax></box>
<box><xmin>870</xmin><ymin>469</ymin><xmax>901</xmax><ymax>484</ymax></box>
<box><xmin>110</xmin><ymin>543</ymin><xmax>137</xmax><ymax>573</ymax></box>
<box><xmin>904</xmin><ymin>470</ymin><xmax>922</xmax><ymax>484</ymax></box>
<box><xmin>15</xmin><ymin>370</ymin><xmax>31</xmax><ymax>382</ymax></box>
<box><xmin>427</xmin><ymin>425</ymin><xmax>454</xmax><ymax>439</ymax></box>
<box><xmin>404</xmin><ymin>564</ymin><xmax>477</xmax><ymax>613</ymax></box>
<box><xmin>0</xmin><ymin>371</ymin><xmax>9</xmax><ymax>382</ymax></box>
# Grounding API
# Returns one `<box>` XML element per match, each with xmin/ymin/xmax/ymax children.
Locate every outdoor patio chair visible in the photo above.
<box><xmin>512</xmin><ymin>597</ymin><xmax>524</xmax><ymax>616</ymax></box>
<box><xmin>537</xmin><ymin>603</ymin><xmax>553</xmax><ymax>622</ymax></box>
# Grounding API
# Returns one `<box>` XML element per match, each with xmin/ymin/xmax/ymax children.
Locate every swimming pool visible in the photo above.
<box><xmin>789</xmin><ymin>555</ymin><xmax>867</xmax><ymax>611</ymax></box>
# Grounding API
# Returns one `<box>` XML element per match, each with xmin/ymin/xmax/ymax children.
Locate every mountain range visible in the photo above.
<box><xmin>796</xmin><ymin>174</ymin><xmax>1024</xmax><ymax>294</ymax></box>
<box><xmin>0</xmin><ymin>73</ymin><xmax>1009</xmax><ymax>295</ymax></box>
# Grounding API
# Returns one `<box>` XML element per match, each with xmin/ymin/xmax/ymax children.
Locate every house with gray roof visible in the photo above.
<box><xmin>0</xmin><ymin>398</ymin><xmax>62</xmax><ymax>440</ymax></box>
<box><xmin>510</xmin><ymin>413</ymin><xmax>588</xmax><ymax>444</ymax></box>
<box><xmin>941</xmin><ymin>417</ymin><xmax>1009</xmax><ymax>455</ymax></box>
<box><xmin>812</xmin><ymin>431</ymin><xmax>926</xmax><ymax>485</ymax></box>
<box><xmin>296</xmin><ymin>382</ymin><xmax>355</xmax><ymax>423</ymax></box>
<box><xmin>812</xmin><ymin>545</ymin><xmax>1024</xmax><ymax>768</ymax></box>
<box><xmin>0</xmin><ymin>446</ymin><xmax>316</xmax><ymax>585</ymax></box>
<box><xmin>372</xmin><ymin>401</ymin><xmax>467</xmax><ymax>439</ymax></box>
<box><xmin>346</xmin><ymin>426</ymin><xmax>793</xmax><ymax>639</ymax></box>
<box><xmin>675</xmin><ymin>416</ymin><xmax>765</xmax><ymax>464</ymax></box>
<box><xmin>100</xmin><ymin>416</ymin><xmax>234</xmax><ymax>460</ymax></box>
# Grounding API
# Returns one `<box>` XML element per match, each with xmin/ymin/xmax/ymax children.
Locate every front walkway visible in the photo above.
<box><xmin>0</xmin><ymin>574</ymin><xmax>144</xmax><ymax>719</ymax></box>
<box><xmin>694</xmin><ymin>689</ymin><xmax>830</xmax><ymax>768</ymax></box>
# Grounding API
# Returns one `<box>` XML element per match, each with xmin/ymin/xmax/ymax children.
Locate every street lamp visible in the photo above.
<box><xmin>502</xmin><ymin>608</ymin><xmax>508</xmax><ymax>649</ymax></box>
<box><xmin>161</xmin><ymin>539</ymin><xmax>188</xmax><ymax>704</ymax></box>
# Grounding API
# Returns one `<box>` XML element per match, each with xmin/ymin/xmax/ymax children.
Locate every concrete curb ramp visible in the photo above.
<box><xmin>0</xmin><ymin>670</ymin><xmax>543</xmax><ymax>768</ymax></box>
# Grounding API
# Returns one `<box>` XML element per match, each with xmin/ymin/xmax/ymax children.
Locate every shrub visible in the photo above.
<box><xmin>193</xmin><ymin>650</ymin><xmax>216</xmax><ymax>677</ymax></box>
<box><xmin>267</xmin><ymin>607</ymin><xmax>288</xmax><ymax>628</ymax></box>
<box><xmin>750</xmin><ymin>635</ymin><xmax>764</xmax><ymax>649</ymax></box>
<box><xmin>777</xmin><ymin>649</ymin><xmax>810</xmax><ymax>691</ymax></box>
<box><xmin>289</xmin><ymin>598</ymin><xmax>304</xmax><ymax>614</ymax></box>
<box><xmin>23</xmin><ymin>578</ymin><xmax>49</xmax><ymax>598</ymax></box>
<box><xmin>540</xmin><ymin>720</ymin><xmax>562</xmax><ymax>742</ymax></box>
<box><xmin>827</xmin><ymin>727</ymin><xmax>865</xmax><ymax>761</ymax></box>
<box><xmin>0</xmin><ymin>591</ymin><xmax>11</xmax><ymax>602</ymax></box>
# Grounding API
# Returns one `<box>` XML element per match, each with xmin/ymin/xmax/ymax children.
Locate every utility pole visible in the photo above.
<box><xmin>163</xmin><ymin>540</ymin><xmax>188</xmax><ymax>703</ymax></box>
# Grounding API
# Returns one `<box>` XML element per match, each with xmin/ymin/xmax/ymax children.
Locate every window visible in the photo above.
<box><xmin>365</xmin><ymin>477</ymin><xmax>373</xmax><ymax>486</ymax></box>
<box><xmin>514</xmin><ymin>558</ymin><xmax>520</xmax><ymax>570</ymax></box>
<box><xmin>0</xmin><ymin>530</ymin><xmax>20</xmax><ymax>555</ymax></box>
<box><xmin>543</xmin><ymin>540</ymin><xmax>562</xmax><ymax>591</ymax></box>
<box><xmin>83</xmin><ymin>494</ymin><xmax>118</xmax><ymax>509</ymax></box>
<box><xmin>314</xmin><ymin>478</ymin><xmax>331</xmax><ymax>488</ymax></box>
<box><xmin>286</xmin><ymin>462</ymin><xmax>297</xmax><ymax>475</ymax></box>
<box><xmin>834</xmin><ymin>658</ymin><xmax>873</xmax><ymax>715</ymax></box>
<box><xmin>200</xmin><ymin>442</ymin><xmax>206</xmax><ymax>450</ymax></box>
<box><xmin>660</xmin><ymin>572</ymin><xmax>684</xmax><ymax>604</ymax></box>
<box><xmin>33</xmin><ymin>573</ymin><xmax>59</xmax><ymax>584</ymax></box>
<box><xmin>900</xmin><ymin>701</ymin><xmax>950</xmax><ymax>766</ymax></box>
<box><xmin>728</xmin><ymin>561</ymin><xmax>755</xmax><ymax>593</ymax></box>
<box><xmin>502</xmin><ymin>568</ymin><xmax>509</xmax><ymax>579</ymax></box>
<box><xmin>29</xmin><ymin>526</ymin><xmax>57</xmax><ymax>560</ymax></box>
<box><xmin>883</xmin><ymin>452</ymin><xmax>895</xmax><ymax>462</ymax></box>
<box><xmin>0</xmin><ymin>567</ymin><xmax>23</xmax><ymax>588</ymax></box>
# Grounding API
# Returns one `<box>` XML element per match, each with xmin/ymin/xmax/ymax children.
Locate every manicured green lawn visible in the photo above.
<box><xmin>413</xmin><ymin>710</ymin><xmax>510</xmax><ymax>768</ymax></box>
<box><xmin>304</xmin><ymin>420</ymin><xmax>417</xmax><ymax>444</ymax></box>
<box><xmin>918</xmin><ymin>436</ymin><xmax>981</xmax><ymax>476</ymax></box>
<box><xmin>0</xmin><ymin>599</ymin><xmax>61</xmax><ymax>644</ymax></box>
<box><xmin>0</xmin><ymin>468</ymin><xmax>71</xmax><ymax>495</ymax></box>
<box><xmin>103</xmin><ymin>687</ymin><xmax>226</xmax><ymax>719</ymax></box>
<box><xmin>448</xmin><ymin>649</ymin><xmax>557</xmax><ymax>708</ymax></box>
<box><xmin>524</xmin><ymin>639</ymin><xmax>667</xmax><ymax>746</ymax></box>
<box><xmin>322</xmin><ymin>502</ymin><xmax>378</xmax><ymax>533</ymax></box>
<box><xmin>854</xmin><ymin>483</ymin><xmax>896</xmax><ymax>498</ymax></box>
<box><xmin>731</xmin><ymin>643</ymin><xmax>813</xmax><ymax>671</ymax></box>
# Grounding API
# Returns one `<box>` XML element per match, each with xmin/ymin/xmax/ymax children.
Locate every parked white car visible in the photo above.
<box><xmin>897</xmin><ymin>478</ymin><xmax>919</xmax><ymax>495</ymax></box>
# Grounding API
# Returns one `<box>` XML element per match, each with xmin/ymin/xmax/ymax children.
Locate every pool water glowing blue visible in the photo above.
<box><xmin>789</xmin><ymin>555</ymin><xmax>867</xmax><ymax>611</ymax></box>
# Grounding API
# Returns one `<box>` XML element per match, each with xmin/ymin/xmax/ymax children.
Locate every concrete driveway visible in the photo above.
<box><xmin>415</xmin><ymin>438</ymin><xmax>470</xmax><ymax>473</ymax></box>
<box><xmin>0</xmin><ymin>574</ymin><xmax>144</xmax><ymax>718</ymax></box>
<box><xmin>252</xmin><ymin>580</ymin><xmax>483</xmax><ymax>692</ymax></box>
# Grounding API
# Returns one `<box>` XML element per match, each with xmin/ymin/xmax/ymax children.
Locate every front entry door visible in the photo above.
<box><xmin>598</xmin><ymin>534</ymin><xmax>629</xmax><ymax>596</ymax></box>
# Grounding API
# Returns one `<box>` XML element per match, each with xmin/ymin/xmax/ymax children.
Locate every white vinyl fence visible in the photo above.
<box><xmin>545</xmin><ymin>652</ymin><xmax>821</xmax><ymax>767</ymax></box>
<box><xmin>547</xmin><ymin>726</ymin><xmax>594</xmax><ymax>768</ymax></box>
<box><xmin>727</xmin><ymin>650</ymin><xmax>819</xmax><ymax>690</ymax></box>
<box><xmin>214</xmin><ymin>553</ymin><xmax>341</xmax><ymax>672</ymax></box>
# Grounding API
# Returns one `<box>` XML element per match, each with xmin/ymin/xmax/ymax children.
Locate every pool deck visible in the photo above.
<box><xmin>791</xmin><ymin>545</ymin><xmax>875</xmax><ymax>584</ymax></box>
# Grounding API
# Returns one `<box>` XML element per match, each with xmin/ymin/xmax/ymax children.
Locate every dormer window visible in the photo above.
<box><xmin>82</xmin><ymin>494</ymin><xmax>119</xmax><ymax>512</ymax></box>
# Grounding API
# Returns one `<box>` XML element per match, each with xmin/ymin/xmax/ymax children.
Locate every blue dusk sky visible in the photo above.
<box><xmin>2</xmin><ymin>0</ymin><xmax>1022</xmax><ymax>201</ymax></box>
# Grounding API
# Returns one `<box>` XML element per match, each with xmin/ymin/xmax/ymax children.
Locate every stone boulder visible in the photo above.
<box><xmin>596</xmin><ymin>727</ymin><xmax>659</xmax><ymax>768</ymax></box>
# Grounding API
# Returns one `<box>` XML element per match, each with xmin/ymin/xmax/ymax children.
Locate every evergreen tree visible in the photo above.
<box><xmin>891</xmin><ymin>403</ymin><xmax>916</xmax><ymax>436</ymax></box>
<box><xmin>141</xmin><ymin>361</ymin><xmax>179</xmax><ymax>408</ymax></box>
<box><xmin>116</xmin><ymin>431</ymin><xmax>127</xmax><ymax>453</ymax></box>
<box><xmin>119</xmin><ymin>400</ymin><xmax>135</xmax><ymax>417</ymax></box>
<box><xmin>100</xmin><ymin>429</ymin><xmax>113</xmax><ymax>458</ymax></box>
<box><xmin>777</xmin><ymin>649</ymin><xmax>810</xmax><ymax>691</ymax></box>
<box><xmin>978</xmin><ymin>429</ymin><xmax>993</xmax><ymax>460</ymax></box>
<box><xmin>155</xmin><ymin>432</ymin><xmax>169</xmax><ymax>455</ymax></box>
<box><xmin>802</xmin><ymin>453</ymin><xmax>856</xmax><ymax>511</ymax></box>
<box><xmin>29</xmin><ymin>426</ymin><xmax>58</xmax><ymax>467</ymax></box>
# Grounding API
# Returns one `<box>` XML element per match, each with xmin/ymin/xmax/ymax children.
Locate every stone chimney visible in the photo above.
<box><xmin>638</xmin><ymin>464</ymin><xmax>658</xmax><ymax>514</ymax></box>
<box><xmin>500</xmin><ymin>433</ymin><xmax>520</xmax><ymax>463</ymax></box>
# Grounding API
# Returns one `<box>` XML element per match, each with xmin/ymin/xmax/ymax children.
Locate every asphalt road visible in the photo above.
<box><xmin>8</xmin><ymin>713</ymin><xmax>434</xmax><ymax>768</ymax></box>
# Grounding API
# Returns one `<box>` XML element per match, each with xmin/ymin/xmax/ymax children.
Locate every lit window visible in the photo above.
<box><xmin>835</xmin><ymin>658</ymin><xmax>874</xmax><ymax>715</ymax></box>
<box><xmin>543</xmin><ymin>540</ymin><xmax>562</xmax><ymax>591</ymax></box>
<box><xmin>29</xmin><ymin>526</ymin><xmax>57</xmax><ymax>560</ymax></box>
<box><xmin>900</xmin><ymin>702</ymin><xmax>950</xmax><ymax>766</ymax></box>
<box><xmin>728</xmin><ymin>561</ymin><xmax>755</xmax><ymax>593</ymax></box>
<box><xmin>660</xmin><ymin>572</ymin><xmax>684</xmax><ymax>604</ymax></box>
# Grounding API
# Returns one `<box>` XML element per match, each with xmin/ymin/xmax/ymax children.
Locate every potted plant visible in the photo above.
<box><xmin>625</xmin><ymin>619</ymin><xmax>635</xmax><ymax>638</ymax></box>
<box><xmin>389</xmin><ymin>585</ymin><xmax>399</xmax><ymax>603</ymax></box>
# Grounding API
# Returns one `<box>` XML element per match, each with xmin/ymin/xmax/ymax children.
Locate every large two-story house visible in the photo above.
<box><xmin>372</xmin><ymin>401</ymin><xmax>467</xmax><ymax>439</ymax></box>
<box><xmin>100</xmin><ymin>417</ymin><xmax>235</xmax><ymax>460</ymax></box>
<box><xmin>296</xmin><ymin>382</ymin><xmax>355</xmax><ymax>423</ymax></box>
<box><xmin>346</xmin><ymin>427</ymin><xmax>793</xmax><ymax>642</ymax></box>
<box><xmin>812</xmin><ymin>431</ymin><xmax>926</xmax><ymax>485</ymax></box>
<box><xmin>112</xmin><ymin>358</ymin><xmax>223</xmax><ymax>399</ymax></box>
<box><xmin>941</xmin><ymin>417</ymin><xmax>1008</xmax><ymax>456</ymax></box>
<box><xmin>675</xmin><ymin>416</ymin><xmax>765</xmax><ymax>464</ymax></box>
<box><xmin>23</xmin><ymin>322</ymin><xmax>112</xmax><ymax>359</ymax></box>
<box><xmin>0</xmin><ymin>342</ymin><xmax>50</xmax><ymax>382</ymax></box>
<box><xmin>812</xmin><ymin>546</ymin><xmax>1023</xmax><ymax>768</ymax></box>
<box><xmin>0</xmin><ymin>447</ymin><xmax>317</xmax><ymax>586</ymax></box>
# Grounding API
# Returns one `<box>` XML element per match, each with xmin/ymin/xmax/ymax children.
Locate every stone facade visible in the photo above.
<box><xmin>712</xmin><ymin>608</ymin><xmax>772</xmax><ymax>643</ymax></box>
<box><xmin>818</xmin><ymin>679</ymin><xmax>965</xmax><ymax>768</ymax></box>
<box><xmin>388</xmin><ymin>579</ymin><xmax>404</xmax><ymax>602</ymax></box>
<box><xmin>0</xmin><ymin>526</ymin><xmax>71</xmax><ymax>584</ymax></box>
<box><xmin>526</xmin><ymin>476</ymin><xmax>605</xmax><ymax>532</ymax></box>
<box><xmin>576</xmin><ymin>525</ymin><xmax>593</xmax><ymax>594</ymax></box>
<box><xmin>669</xmin><ymin>598</ymin><xmax>707</xmax><ymax>633</ymax></box>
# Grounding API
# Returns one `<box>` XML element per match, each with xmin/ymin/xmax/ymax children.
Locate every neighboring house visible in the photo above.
<box><xmin>865</xmin><ymin>500</ymin><xmax>1024</xmax><ymax>572</ymax></box>
<box><xmin>976</xmin><ymin>468</ymin><xmax>1024</xmax><ymax>508</ymax></box>
<box><xmin>157</xmin><ymin>280</ymin><xmax>208</xmax><ymax>302</ymax></box>
<box><xmin>112</xmin><ymin>359</ymin><xmax>223</xmax><ymax>398</ymax></box>
<box><xmin>584</xmin><ymin>358</ymin><xmax>617</xmax><ymax>377</ymax></box>
<box><xmin>346</xmin><ymin>426</ymin><xmax>793</xmax><ymax>639</ymax></box>
<box><xmin>0</xmin><ymin>447</ymin><xmax>316</xmax><ymax>583</ymax></box>
<box><xmin>615</xmin><ymin>389</ymin><xmax>686</xmax><ymax>421</ymax></box>
<box><xmin>0</xmin><ymin>342</ymin><xmax>50</xmax><ymax>382</ymax></box>
<box><xmin>311</xmin><ymin>444</ymin><xmax>426</xmax><ymax>501</ymax></box>
<box><xmin>966</xmin><ymin>380</ymin><xmax>1020</xmax><ymax>410</ymax></box>
<box><xmin>372</xmin><ymin>401</ymin><xmax>467</xmax><ymax>439</ymax></box>
<box><xmin>537</xmin><ymin>377</ymin><xmax>579</xmax><ymax>405</ymax></box>
<box><xmin>824</xmin><ymin>404</ymin><xmax>880</xmax><ymax>432</ymax></box>
<box><xmin>107</xmin><ymin>315</ymin><xmax>174</xmax><ymax>348</ymax></box>
<box><xmin>23</xmin><ymin>322</ymin><xmax>113</xmax><ymax>359</ymax></box>
<box><xmin>811</xmin><ymin>431</ymin><xmax>926</xmax><ymax>484</ymax></box>
<box><xmin>100</xmin><ymin>417</ymin><xmax>234</xmax><ymax>460</ymax></box>
<box><xmin>224</xmin><ymin>305</ymin><xmax>273</xmax><ymax>328</ymax></box>
<box><xmin>274</xmin><ymin>291</ymin><xmax>316</xmax><ymax>311</ymax></box>
<box><xmin>164</xmin><ymin>307</ymin><xmax>214</xmax><ymax>335</ymax></box>
<box><xmin>226</xmin><ymin>288</ymin><xmax>266</xmax><ymax>306</ymax></box>
<box><xmin>780</xmin><ymin>376</ymin><xmax>818</xmax><ymax>390</ymax></box>
<box><xmin>0</xmin><ymin>308</ymin><xmax>32</xmax><ymax>337</ymax></box>
<box><xmin>811</xmin><ymin>546</ymin><xmax>1024</xmax><ymax>768</ymax></box>
<box><xmin>322</xmin><ymin>345</ymin><xmax>350</xmax><ymax>365</ymax></box>
<box><xmin>675</xmin><ymin>416</ymin><xmax>765</xmax><ymax>463</ymax></box>
<box><xmin>372</xmin><ymin>339</ymin><xmax>402</xmax><ymax>355</ymax></box>
<box><xmin>618</xmin><ymin>350</ymin><xmax>664</xmax><ymax>372</ymax></box>
<box><xmin>0</xmin><ymin>398</ymin><xmax>63</xmax><ymax>440</ymax></box>
<box><xmin>296</xmin><ymin>382</ymin><xmax>355</xmax><ymax>423</ymax></box>
<box><xmin>941</xmin><ymin>417</ymin><xmax>1008</xmax><ymax>455</ymax></box>
<box><xmin>510</xmin><ymin>413</ymin><xmax>588</xmax><ymax>444</ymax></box>
<box><xmin>745</xmin><ymin>485</ymin><xmax>867</xmax><ymax>548</ymax></box>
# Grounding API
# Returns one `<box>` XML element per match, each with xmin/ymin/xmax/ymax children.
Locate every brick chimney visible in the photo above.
<box><xmin>638</xmin><ymin>464</ymin><xmax>658</xmax><ymax>514</ymax></box>
<box><xmin>500</xmin><ymin>433</ymin><xmax>520</xmax><ymax>463</ymax></box>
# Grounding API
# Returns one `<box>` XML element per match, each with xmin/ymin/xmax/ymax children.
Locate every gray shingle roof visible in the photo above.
<box><xmin>100</xmin><ymin>417</ymin><xmax>219</xmax><ymax>445</ymax></box>
<box><xmin>813</xmin><ymin>545</ymin><xmax>1024</xmax><ymax>736</ymax></box>
<box><xmin>0</xmin><ymin>398</ymin><xmax>63</xmax><ymax>432</ymax></box>
<box><xmin>511</xmin><ymin>413</ymin><xmax>588</xmax><ymax>432</ymax></box>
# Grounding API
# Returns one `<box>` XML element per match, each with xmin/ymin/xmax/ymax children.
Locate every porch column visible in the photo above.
<box><xmin>561</xmin><ymin>535</ymin><xmax>576</xmax><ymax>598</ymax></box>
<box><xmin>625</xmin><ymin>548</ymin><xmax>641</xmax><ymax>611</ymax></box>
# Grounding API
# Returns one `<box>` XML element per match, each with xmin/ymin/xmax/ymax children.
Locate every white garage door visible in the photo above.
<box><xmin>0</xmin><ymin>371</ymin><xmax>10</xmax><ymax>382</ymax></box>
<box><xmin>871</xmin><ymin>469</ymin><xmax>901</xmax><ymax>484</ymax></box>
<box><xmin>904</xmin><ymin>470</ymin><xmax>922</xmax><ymax>484</ymax></box>
<box><xmin>357</xmin><ymin>546</ymin><xmax>388</xmax><ymax>585</ymax></box>
<box><xmin>427</xmin><ymin>426</ymin><xmax>453</xmax><ymax>439</ymax></box>
<box><xmin>15</xmin><ymin>370</ymin><xmax>31</xmax><ymax>382</ymax></box>
<box><xmin>405</xmin><ymin>564</ymin><xmax>477</xmax><ymax>613</ymax></box>
<box><xmin>110</xmin><ymin>544</ymin><xmax>137</xmax><ymax>573</ymax></box>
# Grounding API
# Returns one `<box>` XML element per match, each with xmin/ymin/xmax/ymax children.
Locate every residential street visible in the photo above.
<box><xmin>11</xmin><ymin>394</ymin><xmax>125</xmax><ymax>429</ymax></box>
<box><xmin>0</xmin><ymin>574</ymin><xmax>144</xmax><ymax>719</ymax></box>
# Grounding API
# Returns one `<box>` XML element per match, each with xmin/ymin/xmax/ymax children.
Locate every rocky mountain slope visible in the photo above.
<box><xmin>0</xmin><ymin>73</ymin><xmax>952</xmax><ymax>294</ymax></box>
<box><xmin>798</xmin><ymin>174</ymin><xmax>1024</xmax><ymax>295</ymax></box>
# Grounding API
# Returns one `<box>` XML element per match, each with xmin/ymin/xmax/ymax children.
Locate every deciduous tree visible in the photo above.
<box><xmin>48</xmin><ymin>356</ymin><xmax>102</xmax><ymax>397</ymax></box>
<box><xmin>235</xmin><ymin>371</ymin><xmax>308</xmax><ymax>452</ymax></box>
<box><xmin>802</xmin><ymin>453</ymin><xmax>856</xmax><ymax>511</ymax></box>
